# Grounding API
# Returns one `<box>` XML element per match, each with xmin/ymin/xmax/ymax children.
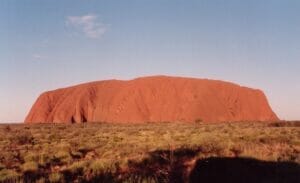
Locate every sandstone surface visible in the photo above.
<box><xmin>25</xmin><ymin>76</ymin><xmax>279</xmax><ymax>123</ymax></box>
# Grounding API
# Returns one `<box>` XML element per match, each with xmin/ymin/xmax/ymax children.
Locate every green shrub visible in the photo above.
<box><xmin>10</xmin><ymin>131</ymin><xmax>34</xmax><ymax>145</ymax></box>
<box><xmin>67</xmin><ymin>161</ymin><xmax>88</xmax><ymax>174</ymax></box>
<box><xmin>4</xmin><ymin>125</ymin><xmax>11</xmax><ymax>132</ymax></box>
<box><xmin>70</xmin><ymin>150</ymin><xmax>83</xmax><ymax>159</ymax></box>
<box><xmin>49</xmin><ymin>172</ymin><xmax>63</xmax><ymax>183</ymax></box>
<box><xmin>24</xmin><ymin>153</ymin><xmax>39</xmax><ymax>162</ymax></box>
<box><xmin>78</xmin><ymin>144</ymin><xmax>93</xmax><ymax>154</ymax></box>
<box><xmin>21</xmin><ymin>161</ymin><xmax>39</xmax><ymax>173</ymax></box>
<box><xmin>39</xmin><ymin>153</ymin><xmax>51</xmax><ymax>166</ymax></box>
<box><xmin>0</xmin><ymin>169</ymin><xmax>20</xmax><ymax>182</ymax></box>
<box><xmin>89</xmin><ymin>160</ymin><xmax>105</xmax><ymax>175</ymax></box>
<box><xmin>55</xmin><ymin>150</ymin><xmax>72</xmax><ymax>164</ymax></box>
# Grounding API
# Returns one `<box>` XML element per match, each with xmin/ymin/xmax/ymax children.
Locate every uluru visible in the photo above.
<box><xmin>25</xmin><ymin>76</ymin><xmax>278</xmax><ymax>123</ymax></box>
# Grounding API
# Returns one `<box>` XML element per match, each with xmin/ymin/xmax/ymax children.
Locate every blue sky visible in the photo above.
<box><xmin>0</xmin><ymin>0</ymin><xmax>299</xmax><ymax>122</ymax></box>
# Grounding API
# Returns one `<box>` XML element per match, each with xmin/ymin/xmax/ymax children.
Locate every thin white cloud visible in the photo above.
<box><xmin>33</xmin><ymin>54</ymin><xmax>42</xmax><ymax>59</ymax></box>
<box><xmin>66</xmin><ymin>14</ymin><xmax>108</xmax><ymax>39</ymax></box>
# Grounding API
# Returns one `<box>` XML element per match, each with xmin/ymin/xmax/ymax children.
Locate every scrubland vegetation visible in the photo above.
<box><xmin>0</xmin><ymin>121</ymin><xmax>299</xmax><ymax>182</ymax></box>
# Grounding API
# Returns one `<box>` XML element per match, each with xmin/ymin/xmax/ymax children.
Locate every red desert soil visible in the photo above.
<box><xmin>25</xmin><ymin>76</ymin><xmax>279</xmax><ymax>123</ymax></box>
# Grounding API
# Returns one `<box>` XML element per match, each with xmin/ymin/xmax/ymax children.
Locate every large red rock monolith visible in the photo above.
<box><xmin>25</xmin><ymin>76</ymin><xmax>279</xmax><ymax>123</ymax></box>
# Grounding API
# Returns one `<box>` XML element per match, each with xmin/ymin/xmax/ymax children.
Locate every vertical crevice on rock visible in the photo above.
<box><xmin>71</xmin><ymin>116</ymin><xmax>76</xmax><ymax>124</ymax></box>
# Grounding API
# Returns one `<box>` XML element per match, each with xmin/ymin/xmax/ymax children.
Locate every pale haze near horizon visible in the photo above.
<box><xmin>0</xmin><ymin>0</ymin><xmax>299</xmax><ymax>122</ymax></box>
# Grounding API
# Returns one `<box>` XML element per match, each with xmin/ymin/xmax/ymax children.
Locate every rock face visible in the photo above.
<box><xmin>25</xmin><ymin>76</ymin><xmax>279</xmax><ymax>123</ymax></box>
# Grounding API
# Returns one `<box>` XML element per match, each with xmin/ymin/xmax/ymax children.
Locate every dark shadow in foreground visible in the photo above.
<box><xmin>14</xmin><ymin>147</ymin><xmax>300</xmax><ymax>183</ymax></box>
<box><xmin>189</xmin><ymin>157</ymin><xmax>300</xmax><ymax>183</ymax></box>
<box><xmin>124</xmin><ymin>148</ymin><xmax>300</xmax><ymax>183</ymax></box>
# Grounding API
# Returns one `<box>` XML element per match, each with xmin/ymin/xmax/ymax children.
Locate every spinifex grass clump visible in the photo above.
<box><xmin>0</xmin><ymin>122</ymin><xmax>299</xmax><ymax>182</ymax></box>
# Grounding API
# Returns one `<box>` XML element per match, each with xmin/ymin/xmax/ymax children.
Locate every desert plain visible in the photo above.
<box><xmin>0</xmin><ymin>121</ymin><xmax>299</xmax><ymax>182</ymax></box>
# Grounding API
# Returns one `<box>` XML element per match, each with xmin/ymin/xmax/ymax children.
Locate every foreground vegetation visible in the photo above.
<box><xmin>0</xmin><ymin>121</ymin><xmax>299</xmax><ymax>182</ymax></box>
